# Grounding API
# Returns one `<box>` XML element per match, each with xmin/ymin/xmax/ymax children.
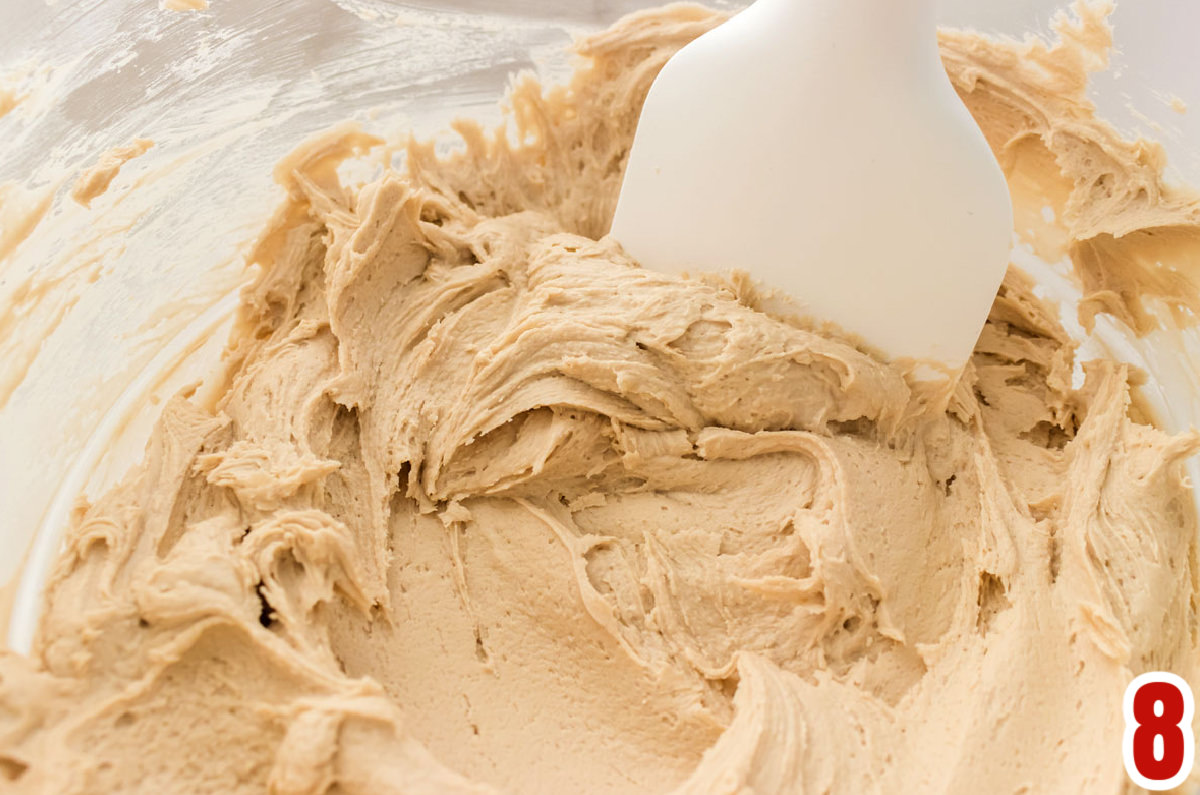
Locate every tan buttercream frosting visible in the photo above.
<box><xmin>1</xmin><ymin>3</ymin><xmax>1199</xmax><ymax>793</ymax></box>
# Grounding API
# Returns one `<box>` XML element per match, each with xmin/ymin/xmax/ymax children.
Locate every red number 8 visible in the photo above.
<box><xmin>1123</xmin><ymin>672</ymin><xmax>1195</xmax><ymax>790</ymax></box>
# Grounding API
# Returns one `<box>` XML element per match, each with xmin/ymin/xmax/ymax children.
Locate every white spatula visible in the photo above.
<box><xmin>611</xmin><ymin>0</ymin><xmax>1013</xmax><ymax>375</ymax></box>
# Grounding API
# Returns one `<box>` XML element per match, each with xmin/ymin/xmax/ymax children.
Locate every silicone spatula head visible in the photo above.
<box><xmin>610</xmin><ymin>0</ymin><xmax>1013</xmax><ymax>375</ymax></box>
